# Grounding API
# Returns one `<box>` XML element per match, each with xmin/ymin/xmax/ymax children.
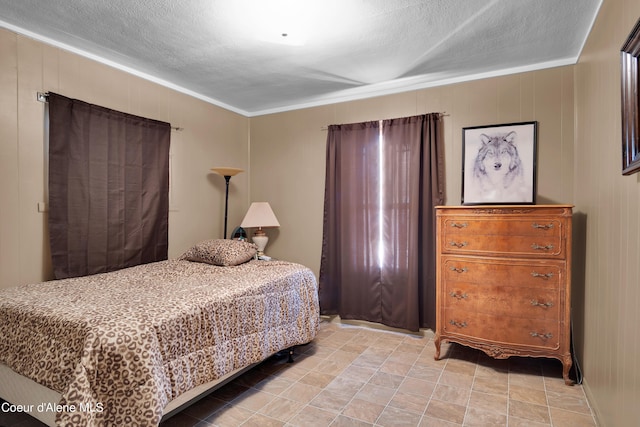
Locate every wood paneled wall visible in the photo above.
<box><xmin>574</xmin><ymin>0</ymin><xmax>640</xmax><ymax>425</ymax></box>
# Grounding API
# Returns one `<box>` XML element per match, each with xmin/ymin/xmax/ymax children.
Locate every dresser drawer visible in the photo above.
<box><xmin>442</xmin><ymin>233</ymin><xmax>565</xmax><ymax>258</ymax></box>
<box><xmin>443</xmin><ymin>309</ymin><xmax>560</xmax><ymax>350</ymax></box>
<box><xmin>440</xmin><ymin>216</ymin><xmax>567</xmax><ymax>258</ymax></box>
<box><xmin>442</xmin><ymin>256</ymin><xmax>565</xmax><ymax>289</ymax></box>
<box><xmin>443</xmin><ymin>282</ymin><xmax>561</xmax><ymax>321</ymax></box>
<box><xmin>442</xmin><ymin>216</ymin><xmax>563</xmax><ymax>238</ymax></box>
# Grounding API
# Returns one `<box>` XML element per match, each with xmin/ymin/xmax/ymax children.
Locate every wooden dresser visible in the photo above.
<box><xmin>434</xmin><ymin>205</ymin><xmax>573</xmax><ymax>385</ymax></box>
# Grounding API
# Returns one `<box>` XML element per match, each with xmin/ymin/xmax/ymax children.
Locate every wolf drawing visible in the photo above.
<box><xmin>472</xmin><ymin>131</ymin><xmax>527</xmax><ymax>201</ymax></box>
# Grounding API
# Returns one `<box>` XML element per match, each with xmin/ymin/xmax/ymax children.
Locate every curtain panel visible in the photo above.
<box><xmin>319</xmin><ymin>113</ymin><xmax>444</xmax><ymax>331</ymax></box>
<box><xmin>48</xmin><ymin>93</ymin><xmax>171</xmax><ymax>279</ymax></box>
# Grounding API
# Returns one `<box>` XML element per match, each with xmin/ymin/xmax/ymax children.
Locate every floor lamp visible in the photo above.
<box><xmin>211</xmin><ymin>167</ymin><xmax>243</xmax><ymax>239</ymax></box>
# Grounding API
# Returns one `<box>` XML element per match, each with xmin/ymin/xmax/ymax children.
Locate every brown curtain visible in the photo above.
<box><xmin>48</xmin><ymin>92</ymin><xmax>171</xmax><ymax>279</ymax></box>
<box><xmin>319</xmin><ymin>113</ymin><xmax>444</xmax><ymax>331</ymax></box>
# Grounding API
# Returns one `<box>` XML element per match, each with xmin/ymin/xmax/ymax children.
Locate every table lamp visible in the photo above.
<box><xmin>240</xmin><ymin>202</ymin><xmax>280</xmax><ymax>256</ymax></box>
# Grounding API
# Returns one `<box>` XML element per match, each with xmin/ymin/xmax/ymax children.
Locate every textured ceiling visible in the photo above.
<box><xmin>0</xmin><ymin>0</ymin><xmax>602</xmax><ymax>116</ymax></box>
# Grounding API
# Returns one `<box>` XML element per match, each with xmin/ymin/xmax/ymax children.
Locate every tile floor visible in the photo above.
<box><xmin>1</xmin><ymin>319</ymin><xmax>598</xmax><ymax>427</ymax></box>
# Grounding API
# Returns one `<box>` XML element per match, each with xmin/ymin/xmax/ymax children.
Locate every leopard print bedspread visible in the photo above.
<box><xmin>0</xmin><ymin>259</ymin><xmax>319</xmax><ymax>426</ymax></box>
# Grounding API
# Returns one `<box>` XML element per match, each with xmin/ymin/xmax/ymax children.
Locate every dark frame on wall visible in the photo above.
<box><xmin>621</xmin><ymin>18</ymin><xmax>640</xmax><ymax>176</ymax></box>
<box><xmin>462</xmin><ymin>121</ymin><xmax>537</xmax><ymax>205</ymax></box>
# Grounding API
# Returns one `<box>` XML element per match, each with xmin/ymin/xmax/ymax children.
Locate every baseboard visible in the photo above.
<box><xmin>581</xmin><ymin>377</ymin><xmax>603</xmax><ymax>426</ymax></box>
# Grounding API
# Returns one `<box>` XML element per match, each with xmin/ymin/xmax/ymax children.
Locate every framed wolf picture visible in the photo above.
<box><xmin>462</xmin><ymin>121</ymin><xmax>537</xmax><ymax>205</ymax></box>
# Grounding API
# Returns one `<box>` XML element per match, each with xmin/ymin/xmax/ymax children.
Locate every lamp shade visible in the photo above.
<box><xmin>241</xmin><ymin>202</ymin><xmax>280</xmax><ymax>229</ymax></box>
<box><xmin>210</xmin><ymin>167</ymin><xmax>244</xmax><ymax>177</ymax></box>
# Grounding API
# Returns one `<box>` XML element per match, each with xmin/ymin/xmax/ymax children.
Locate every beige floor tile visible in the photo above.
<box><xmin>467</xmin><ymin>390</ymin><xmax>508</xmax><ymax>414</ymax></box>
<box><xmin>419</xmin><ymin>415</ymin><xmax>462</xmax><ymax>426</ymax></box>
<box><xmin>443</xmin><ymin>358</ymin><xmax>478</xmax><ymax>377</ymax></box>
<box><xmin>202</xmin><ymin>404</ymin><xmax>254</xmax><ymax>426</ymax></box>
<box><xmin>546</xmin><ymin>389</ymin><xmax>593</xmax><ymax>415</ymax></box>
<box><xmin>229</xmin><ymin>387</ymin><xmax>276</xmax><ymax>412</ymax></box>
<box><xmin>424</xmin><ymin>399</ymin><xmax>467</xmax><ymax>424</ymax></box>
<box><xmin>406</xmin><ymin>364</ymin><xmax>444</xmax><ymax>383</ymax></box>
<box><xmin>309</xmin><ymin>389</ymin><xmax>353</xmax><ymax>413</ymax></box>
<box><xmin>380</xmin><ymin>359</ymin><xmax>414</xmax><ymax>376</ymax></box>
<box><xmin>315</xmin><ymin>358</ymin><xmax>351</xmax><ymax>376</ymax></box>
<box><xmin>509</xmin><ymin>370</ymin><xmax>546</xmax><ymax>390</ymax></box>
<box><xmin>329</xmin><ymin>414</ymin><xmax>374</xmax><ymax>426</ymax></box>
<box><xmin>270</xmin><ymin>364</ymin><xmax>309</xmax><ymax>382</ymax></box>
<box><xmin>352</xmin><ymin>353</ymin><xmax>387</xmax><ymax>369</ymax></box>
<box><xmin>376</xmin><ymin>405</ymin><xmax>424</xmax><ymax>426</ymax></box>
<box><xmin>252</xmin><ymin>375</ymin><xmax>293</xmax><ymax>395</ymax></box>
<box><xmin>325</xmin><ymin>375</ymin><xmax>366</xmax><ymax>397</ymax></box>
<box><xmin>549</xmin><ymin>406</ymin><xmax>598</xmax><ymax>427</ymax></box>
<box><xmin>388</xmin><ymin>390</ymin><xmax>431</xmax><ymax>414</ymax></box>
<box><xmin>507</xmin><ymin>415</ymin><xmax>551</xmax><ymax>426</ymax></box>
<box><xmin>257</xmin><ymin>396</ymin><xmax>304</xmax><ymax>423</ymax></box>
<box><xmin>339</xmin><ymin>364</ymin><xmax>377</xmax><ymax>382</ymax></box>
<box><xmin>340</xmin><ymin>397</ymin><xmax>385</xmax><ymax>423</ymax></box>
<box><xmin>463</xmin><ymin>406</ymin><xmax>508</xmax><ymax>426</ymax></box>
<box><xmin>299</xmin><ymin>370</ymin><xmax>336</xmax><ymax>388</ymax></box>
<box><xmin>398</xmin><ymin>376</ymin><xmax>438</xmax><ymax>398</ymax></box>
<box><xmin>367</xmin><ymin>370</ymin><xmax>405</xmax><ymax>389</ymax></box>
<box><xmin>332</xmin><ymin>348</ymin><xmax>362</xmax><ymax>365</ymax></box>
<box><xmin>432</xmin><ymin>383</ymin><xmax>470</xmax><ymax>406</ymax></box>
<box><xmin>354</xmin><ymin>383</ymin><xmax>396</xmax><ymax>406</ymax></box>
<box><xmin>509</xmin><ymin>383</ymin><xmax>548</xmax><ymax>406</ymax></box>
<box><xmin>508</xmin><ymin>399</ymin><xmax>552</xmax><ymax>424</ymax></box>
<box><xmin>241</xmin><ymin>412</ymin><xmax>284</xmax><ymax>427</ymax></box>
<box><xmin>472</xmin><ymin>374</ymin><xmax>509</xmax><ymax>395</ymax></box>
<box><xmin>438</xmin><ymin>369</ymin><xmax>475</xmax><ymax>389</ymax></box>
<box><xmin>287</xmin><ymin>405</ymin><xmax>338</xmax><ymax>426</ymax></box>
<box><xmin>279</xmin><ymin>381</ymin><xmax>322</xmax><ymax>404</ymax></box>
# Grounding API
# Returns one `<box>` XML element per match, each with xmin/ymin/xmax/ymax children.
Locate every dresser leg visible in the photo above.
<box><xmin>562</xmin><ymin>355</ymin><xmax>574</xmax><ymax>385</ymax></box>
<box><xmin>434</xmin><ymin>336</ymin><xmax>441</xmax><ymax>360</ymax></box>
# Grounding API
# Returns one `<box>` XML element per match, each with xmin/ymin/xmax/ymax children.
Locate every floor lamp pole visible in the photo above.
<box><xmin>222</xmin><ymin>175</ymin><xmax>231</xmax><ymax>239</ymax></box>
<box><xmin>210</xmin><ymin>167</ymin><xmax>244</xmax><ymax>240</ymax></box>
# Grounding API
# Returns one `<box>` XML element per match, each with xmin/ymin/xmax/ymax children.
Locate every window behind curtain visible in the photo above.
<box><xmin>47</xmin><ymin>93</ymin><xmax>171</xmax><ymax>279</ymax></box>
<box><xmin>319</xmin><ymin>114</ymin><xmax>444</xmax><ymax>331</ymax></box>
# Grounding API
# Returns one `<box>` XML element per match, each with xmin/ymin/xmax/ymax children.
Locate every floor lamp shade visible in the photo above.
<box><xmin>211</xmin><ymin>167</ymin><xmax>243</xmax><ymax>239</ymax></box>
<box><xmin>240</xmin><ymin>202</ymin><xmax>280</xmax><ymax>256</ymax></box>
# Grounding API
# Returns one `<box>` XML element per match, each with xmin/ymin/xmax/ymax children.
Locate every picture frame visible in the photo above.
<box><xmin>462</xmin><ymin>121</ymin><xmax>537</xmax><ymax>205</ymax></box>
<box><xmin>621</xmin><ymin>18</ymin><xmax>640</xmax><ymax>176</ymax></box>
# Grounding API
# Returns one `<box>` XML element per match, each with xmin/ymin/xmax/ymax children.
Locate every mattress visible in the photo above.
<box><xmin>0</xmin><ymin>259</ymin><xmax>319</xmax><ymax>426</ymax></box>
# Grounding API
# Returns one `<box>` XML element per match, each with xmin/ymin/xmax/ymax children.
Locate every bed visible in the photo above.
<box><xmin>0</xmin><ymin>239</ymin><xmax>320</xmax><ymax>426</ymax></box>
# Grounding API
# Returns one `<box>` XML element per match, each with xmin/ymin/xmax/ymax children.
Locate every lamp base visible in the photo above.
<box><xmin>252</xmin><ymin>230</ymin><xmax>269</xmax><ymax>257</ymax></box>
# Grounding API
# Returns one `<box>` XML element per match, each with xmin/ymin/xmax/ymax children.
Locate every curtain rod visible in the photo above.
<box><xmin>320</xmin><ymin>112</ymin><xmax>449</xmax><ymax>131</ymax></box>
<box><xmin>37</xmin><ymin>92</ymin><xmax>184</xmax><ymax>131</ymax></box>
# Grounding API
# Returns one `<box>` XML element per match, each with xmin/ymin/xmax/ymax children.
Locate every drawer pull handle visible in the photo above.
<box><xmin>530</xmin><ymin>299</ymin><xmax>554</xmax><ymax>308</ymax></box>
<box><xmin>450</xmin><ymin>292</ymin><xmax>468</xmax><ymax>300</ymax></box>
<box><xmin>451</xmin><ymin>222</ymin><xmax>468</xmax><ymax>228</ymax></box>
<box><xmin>532</xmin><ymin>223</ymin><xmax>554</xmax><ymax>230</ymax></box>
<box><xmin>530</xmin><ymin>331</ymin><xmax>553</xmax><ymax>339</ymax></box>
<box><xmin>531</xmin><ymin>243</ymin><xmax>554</xmax><ymax>251</ymax></box>
<box><xmin>449</xmin><ymin>267</ymin><xmax>468</xmax><ymax>273</ymax></box>
<box><xmin>449</xmin><ymin>320</ymin><xmax>467</xmax><ymax>328</ymax></box>
<box><xmin>449</xmin><ymin>241</ymin><xmax>468</xmax><ymax>248</ymax></box>
<box><xmin>531</xmin><ymin>272</ymin><xmax>554</xmax><ymax>279</ymax></box>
